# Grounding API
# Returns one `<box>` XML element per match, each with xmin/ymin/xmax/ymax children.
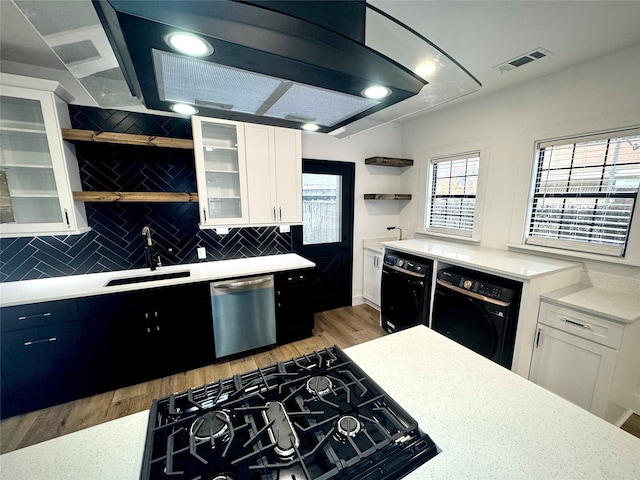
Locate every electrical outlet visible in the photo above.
<box><xmin>279</xmin><ymin>224</ymin><xmax>290</xmax><ymax>233</ymax></box>
<box><xmin>197</xmin><ymin>247</ymin><xmax>207</xmax><ymax>260</ymax></box>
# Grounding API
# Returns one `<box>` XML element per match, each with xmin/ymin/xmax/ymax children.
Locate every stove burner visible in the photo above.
<box><xmin>142</xmin><ymin>346</ymin><xmax>440</xmax><ymax>480</ymax></box>
<box><xmin>306</xmin><ymin>375</ymin><xmax>332</xmax><ymax>396</ymax></box>
<box><xmin>336</xmin><ymin>415</ymin><xmax>362</xmax><ymax>438</ymax></box>
<box><xmin>263</xmin><ymin>402</ymin><xmax>300</xmax><ymax>458</ymax></box>
<box><xmin>189</xmin><ymin>410</ymin><xmax>230</xmax><ymax>441</ymax></box>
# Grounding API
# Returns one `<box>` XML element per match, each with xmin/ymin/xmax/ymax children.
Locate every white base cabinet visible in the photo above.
<box><xmin>363</xmin><ymin>249</ymin><xmax>382</xmax><ymax>309</ymax></box>
<box><xmin>530</xmin><ymin>302</ymin><xmax>623</xmax><ymax>419</ymax></box>
<box><xmin>0</xmin><ymin>74</ymin><xmax>88</xmax><ymax>237</ymax></box>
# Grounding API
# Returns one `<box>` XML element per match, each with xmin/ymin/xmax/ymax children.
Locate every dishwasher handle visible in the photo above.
<box><xmin>212</xmin><ymin>275</ymin><xmax>273</xmax><ymax>291</ymax></box>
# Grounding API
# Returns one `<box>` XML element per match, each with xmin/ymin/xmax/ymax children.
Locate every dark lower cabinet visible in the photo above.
<box><xmin>79</xmin><ymin>282</ymin><xmax>213</xmax><ymax>392</ymax></box>
<box><xmin>275</xmin><ymin>269</ymin><xmax>315</xmax><ymax>343</ymax></box>
<box><xmin>0</xmin><ymin>270</ymin><xmax>314</xmax><ymax>419</ymax></box>
<box><xmin>0</xmin><ymin>299</ymin><xmax>89</xmax><ymax>418</ymax></box>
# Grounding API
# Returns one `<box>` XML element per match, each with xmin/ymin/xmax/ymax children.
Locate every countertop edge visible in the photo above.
<box><xmin>540</xmin><ymin>284</ymin><xmax>640</xmax><ymax>324</ymax></box>
<box><xmin>380</xmin><ymin>239</ymin><xmax>582</xmax><ymax>280</ymax></box>
<box><xmin>0</xmin><ymin>254</ymin><xmax>315</xmax><ymax>308</ymax></box>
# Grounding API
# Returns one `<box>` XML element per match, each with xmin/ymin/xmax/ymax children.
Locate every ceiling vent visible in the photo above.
<box><xmin>494</xmin><ymin>48</ymin><xmax>553</xmax><ymax>73</ymax></box>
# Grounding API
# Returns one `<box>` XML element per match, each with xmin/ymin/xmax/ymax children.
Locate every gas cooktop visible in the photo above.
<box><xmin>140</xmin><ymin>346</ymin><xmax>439</xmax><ymax>480</ymax></box>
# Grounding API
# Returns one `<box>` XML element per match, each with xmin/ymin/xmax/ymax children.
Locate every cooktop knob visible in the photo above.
<box><xmin>397</xmin><ymin>260</ymin><xmax>405</xmax><ymax>267</ymax></box>
<box><xmin>463</xmin><ymin>280</ymin><xmax>473</xmax><ymax>290</ymax></box>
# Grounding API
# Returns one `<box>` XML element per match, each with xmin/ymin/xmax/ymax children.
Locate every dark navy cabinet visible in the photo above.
<box><xmin>79</xmin><ymin>282</ymin><xmax>213</xmax><ymax>392</ymax></box>
<box><xmin>275</xmin><ymin>269</ymin><xmax>315</xmax><ymax>343</ymax></box>
<box><xmin>0</xmin><ymin>299</ymin><xmax>90</xmax><ymax>417</ymax></box>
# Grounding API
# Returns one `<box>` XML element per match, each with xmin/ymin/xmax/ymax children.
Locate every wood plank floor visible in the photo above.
<box><xmin>1</xmin><ymin>304</ymin><xmax>639</xmax><ymax>454</ymax></box>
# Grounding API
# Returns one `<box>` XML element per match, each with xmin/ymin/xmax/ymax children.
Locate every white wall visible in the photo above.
<box><xmin>298</xmin><ymin>44</ymin><xmax>640</xmax><ymax>303</ymax></box>
<box><xmin>399</xmin><ymin>44</ymin><xmax>640</xmax><ymax>278</ymax></box>
<box><xmin>301</xmin><ymin>124</ymin><xmax>405</xmax><ymax>304</ymax></box>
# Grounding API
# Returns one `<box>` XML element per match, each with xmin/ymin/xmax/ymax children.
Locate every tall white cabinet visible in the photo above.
<box><xmin>193</xmin><ymin>118</ymin><xmax>301</xmax><ymax>229</ymax></box>
<box><xmin>192</xmin><ymin>116</ymin><xmax>248</xmax><ymax>227</ymax></box>
<box><xmin>245</xmin><ymin>124</ymin><xmax>302</xmax><ymax>225</ymax></box>
<box><xmin>0</xmin><ymin>74</ymin><xmax>88</xmax><ymax>237</ymax></box>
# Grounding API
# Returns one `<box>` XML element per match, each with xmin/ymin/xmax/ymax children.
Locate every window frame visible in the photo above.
<box><xmin>424</xmin><ymin>151</ymin><xmax>481</xmax><ymax>238</ymax></box>
<box><xmin>524</xmin><ymin>127</ymin><xmax>640</xmax><ymax>257</ymax></box>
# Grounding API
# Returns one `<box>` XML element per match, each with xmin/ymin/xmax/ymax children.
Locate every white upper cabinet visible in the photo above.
<box><xmin>193</xmin><ymin>117</ymin><xmax>301</xmax><ymax>228</ymax></box>
<box><xmin>245</xmin><ymin>124</ymin><xmax>302</xmax><ymax>225</ymax></box>
<box><xmin>0</xmin><ymin>75</ymin><xmax>88</xmax><ymax>238</ymax></box>
<box><xmin>192</xmin><ymin>116</ymin><xmax>249</xmax><ymax>227</ymax></box>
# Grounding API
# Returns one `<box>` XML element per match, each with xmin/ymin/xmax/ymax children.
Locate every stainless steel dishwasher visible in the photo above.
<box><xmin>210</xmin><ymin>275</ymin><xmax>276</xmax><ymax>358</ymax></box>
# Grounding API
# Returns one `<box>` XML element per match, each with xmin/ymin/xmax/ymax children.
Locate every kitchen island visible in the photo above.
<box><xmin>2</xmin><ymin>326</ymin><xmax>638</xmax><ymax>479</ymax></box>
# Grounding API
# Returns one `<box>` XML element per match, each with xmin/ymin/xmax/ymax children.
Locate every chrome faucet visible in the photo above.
<box><xmin>141</xmin><ymin>226</ymin><xmax>157</xmax><ymax>271</ymax></box>
<box><xmin>387</xmin><ymin>226</ymin><xmax>403</xmax><ymax>240</ymax></box>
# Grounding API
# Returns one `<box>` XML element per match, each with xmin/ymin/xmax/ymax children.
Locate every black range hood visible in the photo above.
<box><xmin>93</xmin><ymin>0</ymin><xmax>430</xmax><ymax>133</ymax></box>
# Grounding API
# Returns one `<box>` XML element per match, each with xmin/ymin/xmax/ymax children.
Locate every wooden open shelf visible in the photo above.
<box><xmin>61</xmin><ymin>128</ymin><xmax>193</xmax><ymax>149</ymax></box>
<box><xmin>365</xmin><ymin>156</ymin><xmax>413</xmax><ymax>167</ymax></box>
<box><xmin>73</xmin><ymin>191</ymin><xmax>199</xmax><ymax>203</ymax></box>
<box><xmin>364</xmin><ymin>194</ymin><xmax>412</xmax><ymax>200</ymax></box>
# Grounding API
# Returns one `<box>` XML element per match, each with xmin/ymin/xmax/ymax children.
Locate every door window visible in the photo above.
<box><xmin>302</xmin><ymin>173</ymin><xmax>342</xmax><ymax>245</ymax></box>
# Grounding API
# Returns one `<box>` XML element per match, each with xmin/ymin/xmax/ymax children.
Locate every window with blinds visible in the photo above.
<box><xmin>527</xmin><ymin>128</ymin><xmax>640</xmax><ymax>257</ymax></box>
<box><xmin>426</xmin><ymin>152</ymin><xmax>479</xmax><ymax>236</ymax></box>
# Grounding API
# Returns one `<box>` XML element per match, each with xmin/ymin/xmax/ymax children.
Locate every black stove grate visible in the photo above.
<box><xmin>140</xmin><ymin>346</ymin><xmax>439</xmax><ymax>480</ymax></box>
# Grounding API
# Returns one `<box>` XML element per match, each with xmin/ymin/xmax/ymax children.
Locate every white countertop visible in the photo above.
<box><xmin>382</xmin><ymin>239</ymin><xmax>582</xmax><ymax>280</ymax></box>
<box><xmin>0</xmin><ymin>254</ymin><xmax>315</xmax><ymax>307</ymax></box>
<box><xmin>2</xmin><ymin>326</ymin><xmax>638</xmax><ymax>479</ymax></box>
<box><xmin>541</xmin><ymin>283</ymin><xmax>640</xmax><ymax>324</ymax></box>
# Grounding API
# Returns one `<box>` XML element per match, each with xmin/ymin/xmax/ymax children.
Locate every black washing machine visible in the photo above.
<box><xmin>432</xmin><ymin>267</ymin><xmax>522</xmax><ymax>369</ymax></box>
<box><xmin>381</xmin><ymin>250</ymin><xmax>432</xmax><ymax>334</ymax></box>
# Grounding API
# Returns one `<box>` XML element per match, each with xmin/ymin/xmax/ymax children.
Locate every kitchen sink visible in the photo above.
<box><xmin>105</xmin><ymin>270</ymin><xmax>191</xmax><ymax>287</ymax></box>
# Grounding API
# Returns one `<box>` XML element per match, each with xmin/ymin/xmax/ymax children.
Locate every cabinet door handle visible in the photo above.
<box><xmin>279</xmin><ymin>207</ymin><xmax>282</xmax><ymax>221</ymax></box>
<box><xmin>273</xmin><ymin>207</ymin><xmax>276</xmax><ymax>222</ymax></box>
<box><xmin>64</xmin><ymin>209</ymin><xmax>70</xmax><ymax>227</ymax></box>
<box><xmin>561</xmin><ymin>317</ymin><xmax>591</xmax><ymax>330</ymax></box>
<box><xmin>535</xmin><ymin>327</ymin><xmax>543</xmax><ymax>348</ymax></box>
<box><xmin>203</xmin><ymin>208</ymin><xmax>207</xmax><ymax>222</ymax></box>
<box><xmin>18</xmin><ymin>312</ymin><xmax>52</xmax><ymax>321</ymax></box>
<box><xmin>24</xmin><ymin>337</ymin><xmax>57</xmax><ymax>346</ymax></box>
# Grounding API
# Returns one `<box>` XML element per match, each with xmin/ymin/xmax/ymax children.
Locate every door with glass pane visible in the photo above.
<box><xmin>193</xmin><ymin>116</ymin><xmax>248</xmax><ymax>226</ymax></box>
<box><xmin>292</xmin><ymin>160</ymin><xmax>354</xmax><ymax>312</ymax></box>
<box><xmin>0</xmin><ymin>88</ymin><xmax>72</xmax><ymax>235</ymax></box>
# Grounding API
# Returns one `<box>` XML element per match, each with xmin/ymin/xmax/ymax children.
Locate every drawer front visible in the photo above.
<box><xmin>538</xmin><ymin>302</ymin><xmax>623</xmax><ymax>349</ymax></box>
<box><xmin>1</xmin><ymin>299</ymin><xmax>79</xmax><ymax>332</ymax></box>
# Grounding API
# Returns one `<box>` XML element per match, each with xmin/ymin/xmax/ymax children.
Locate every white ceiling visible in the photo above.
<box><xmin>2</xmin><ymin>0</ymin><xmax>640</xmax><ymax>127</ymax></box>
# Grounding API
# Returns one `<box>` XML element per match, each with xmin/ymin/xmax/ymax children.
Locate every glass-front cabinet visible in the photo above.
<box><xmin>192</xmin><ymin>116</ymin><xmax>248</xmax><ymax>227</ymax></box>
<box><xmin>0</xmin><ymin>76</ymin><xmax>87</xmax><ymax>237</ymax></box>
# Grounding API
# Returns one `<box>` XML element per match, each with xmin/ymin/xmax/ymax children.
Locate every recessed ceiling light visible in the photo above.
<box><xmin>165</xmin><ymin>32</ymin><xmax>213</xmax><ymax>57</ymax></box>
<box><xmin>171</xmin><ymin>103</ymin><xmax>199</xmax><ymax>115</ymax></box>
<box><xmin>302</xmin><ymin>123</ymin><xmax>320</xmax><ymax>132</ymax></box>
<box><xmin>416</xmin><ymin>62</ymin><xmax>437</xmax><ymax>78</ymax></box>
<box><xmin>362</xmin><ymin>86</ymin><xmax>391</xmax><ymax>99</ymax></box>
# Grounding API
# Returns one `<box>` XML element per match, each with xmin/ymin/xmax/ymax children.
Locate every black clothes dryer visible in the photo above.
<box><xmin>432</xmin><ymin>267</ymin><xmax>522</xmax><ymax>369</ymax></box>
<box><xmin>381</xmin><ymin>250</ymin><xmax>432</xmax><ymax>334</ymax></box>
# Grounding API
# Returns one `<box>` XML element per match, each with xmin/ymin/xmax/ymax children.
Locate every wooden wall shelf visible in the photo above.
<box><xmin>62</xmin><ymin>128</ymin><xmax>193</xmax><ymax>150</ymax></box>
<box><xmin>365</xmin><ymin>156</ymin><xmax>413</xmax><ymax>167</ymax></box>
<box><xmin>73</xmin><ymin>191</ymin><xmax>199</xmax><ymax>203</ymax></box>
<box><xmin>364</xmin><ymin>194</ymin><xmax>412</xmax><ymax>200</ymax></box>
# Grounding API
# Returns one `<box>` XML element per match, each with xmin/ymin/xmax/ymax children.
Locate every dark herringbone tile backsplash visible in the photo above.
<box><xmin>0</xmin><ymin>106</ymin><xmax>292</xmax><ymax>282</ymax></box>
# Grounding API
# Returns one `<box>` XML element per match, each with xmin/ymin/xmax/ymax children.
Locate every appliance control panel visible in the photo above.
<box><xmin>383</xmin><ymin>252</ymin><xmax>429</xmax><ymax>275</ymax></box>
<box><xmin>438</xmin><ymin>269</ymin><xmax>514</xmax><ymax>302</ymax></box>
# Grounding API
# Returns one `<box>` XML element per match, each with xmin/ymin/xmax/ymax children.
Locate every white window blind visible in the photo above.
<box><xmin>527</xmin><ymin>128</ymin><xmax>640</xmax><ymax>257</ymax></box>
<box><xmin>426</xmin><ymin>152</ymin><xmax>479</xmax><ymax>236</ymax></box>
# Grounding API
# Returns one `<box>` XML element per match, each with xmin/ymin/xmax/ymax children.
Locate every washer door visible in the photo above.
<box><xmin>381</xmin><ymin>269</ymin><xmax>424</xmax><ymax>328</ymax></box>
<box><xmin>431</xmin><ymin>292</ymin><xmax>499</xmax><ymax>360</ymax></box>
